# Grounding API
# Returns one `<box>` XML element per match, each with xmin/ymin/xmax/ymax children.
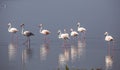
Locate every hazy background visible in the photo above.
<box><xmin>0</xmin><ymin>0</ymin><xmax>120</xmax><ymax>70</ymax></box>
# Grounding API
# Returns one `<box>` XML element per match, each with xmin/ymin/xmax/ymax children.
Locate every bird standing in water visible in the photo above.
<box><xmin>20</xmin><ymin>24</ymin><xmax>34</xmax><ymax>47</ymax></box>
<box><xmin>77</xmin><ymin>22</ymin><xmax>86</xmax><ymax>42</ymax></box>
<box><xmin>8</xmin><ymin>23</ymin><xmax>18</xmax><ymax>42</ymax></box>
<box><xmin>39</xmin><ymin>24</ymin><xmax>51</xmax><ymax>43</ymax></box>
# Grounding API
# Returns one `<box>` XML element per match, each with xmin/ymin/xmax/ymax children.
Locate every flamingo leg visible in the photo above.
<box><xmin>27</xmin><ymin>37</ymin><xmax>30</xmax><ymax>48</ymax></box>
<box><xmin>11</xmin><ymin>33</ymin><xmax>14</xmax><ymax>43</ymax></box>
<box><xmin>107</xmin><ymin>41</ymin><xmax>111</xmax><ymax>56</ymax></box>
<box><xmin>111</xmin><ymin>40</ymin><xmax>115</xmax><ymax>58</ymax></box>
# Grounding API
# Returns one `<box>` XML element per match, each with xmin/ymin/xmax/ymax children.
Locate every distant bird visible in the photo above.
<box><xmin>104</xmin><ymin>32</ymin><xmax>114</xmax><ymax>42</ymax></box>
<box><xmin>77</xmin><ymin>22</ymin><xmax>86</xmax><ymax>33</ymax></box>
<box><xmin>58</xmin><ymin>29</ymin><xmax>70</xmax><ymax>40</ymax></box>
<box><xmin>39</xmin><ymin>24</ymin><xmax>50</xmax><ymax>42</ymax></box>
<box><xmin>58</xmin><ymin>29</ymin><xmax>70</xmax><ymax>47</ymax></box>
<box><xmin>8</xmin><ymin>23</ymin><xmax>18</xmax><ymax>33</ymax></box>
<box><xmin>38</xmin><ymin>24</ymin><xmax>50</xmax><ymax>42</ymax></box>
<box><xmin>70</xmin><ymin>28</ymin><xmax>79</xmax><ymax>37</ymax></box>
<box><xmin>104</xmin><ymin>32</ymin><xmax>114</xmax><ymax>55</ymax></box>
<box><xmin>77</xmin><ymin>22</ymin><xmax>86</xmax><ymax>41</ymax></box>
<box><xmin>39</xmin><ymin>24</ymin><xmax>51</xmax><ymax>35</ymax></box>
<box><xmin>8</xmin><ymin>23</ymin><xmax>18</xmax><ymax>41</ymax></box>
<box><xmin>20</xmin><ymin>24</ymin><xmax>34</xmax><ymax>45</ymax></box>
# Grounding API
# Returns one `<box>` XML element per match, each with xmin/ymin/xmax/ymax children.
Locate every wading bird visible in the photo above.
<box><xmin>104</xmin><ymin>32</ymin><xmax>114</xmax><ymax>55</ymax></box>
<box><xmin>58</xmin><ymin>29</ymin><xmax>70</xmax><ymax>46</ymax></box>
<box><xmin>8</xmin><ymin>23</ymin><xmax>18</xmax><ymax>41</ymax></box>
<box><xmin>39</xmin><ymin>24</ymin><xmax>50</xmax><ymax>42</ymax></box>
<box><xmin>77</xmin><ymin>22</ymin><xmax>86</xmax><ymax>41</ymax></box>
<box><xmin>20</xmin><ymin>24</ymin><xmax>34</xmax><ymax>46</ymax></box>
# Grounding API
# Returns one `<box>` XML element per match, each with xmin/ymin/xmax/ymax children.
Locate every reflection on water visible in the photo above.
<box><xmin>71</xmin><ymin>45</ymin><xmax>77</xmax><ymax>62</ymax></box>
<box><xmin>105</xmin><ymin>44</ymin><xmax>113</xmax><ymax>70</ymax></box>
<box><xmin>8</xmin><ymin>42</ymin><xmax>18</xmax><ymax>61</ymax></box>
<box><xmin>58</xmin><ymin>47</ymin><xmax>69</xmax><ymax>67</ymax></box>
<box><xmin>58</xmin><ymin>40</ymin><xmax>86</xmax><ymax>66</ymax></box>
<box><xmin>40</xmin><ymin>42</ymin><xmax>49</xmax><ymax>61</ymax></box>
<box><xmin>78</xmin><ymin>40</ymin><xmax>86</xmax><ymax>59</ymax></box>
<box><xmin>22</xmin><ymin>42</ymin><xmax>33</xmax><ymax>64</ymax></box>
<box><xmin>105</xmin><ymin>55</ymin><xmax>113</xmax><ymax>70</ymax></box>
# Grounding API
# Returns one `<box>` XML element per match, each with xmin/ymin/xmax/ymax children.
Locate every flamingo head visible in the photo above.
<box><xmin>70</xmin><ymin>28</ymin><xmax>73</xmax><ymax>32</ymax></box>
<box><xmin>39</xmin><ymin>24</ymin><xmax>43</xmax><ymax>28</ymax></box>
<box><xmin>8</xmin><ymin>23</ymin><xmax>11</xmax><ymax>26</ymax></box>
<box><xmin>20</xmin><ymin>24</ymin><xmax>25</xmax><ymax>27</ymax></box>
<box><xmin>104</xmin><ymin>32</ymin><xmax>108</xmax><ymax>36</ymax></box>
<box><xmin>57</xmin><ymin>30</ymin><xmax>61</xmax><ymax>35</ymax></box>
<box><xmin>77</xmin><ymin>22</ymin><xmax>80</xmax><ymax>27</ymax></box>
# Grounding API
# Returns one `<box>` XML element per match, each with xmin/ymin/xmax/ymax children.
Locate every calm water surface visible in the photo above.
<box><xmin>0</xmin><ymin>0</ymin><xmax>120</xmax><ymax>70</ymax></box>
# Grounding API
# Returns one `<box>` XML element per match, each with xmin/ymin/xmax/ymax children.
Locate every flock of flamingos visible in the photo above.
<box><xmin>8</xmin><ymin>22</ymin><xmax>114</xmax><ymax>44</ymax></box>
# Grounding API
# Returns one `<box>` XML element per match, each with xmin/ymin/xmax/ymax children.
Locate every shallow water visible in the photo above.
<box><xmin>0</xmin><ymin>0</ymin><xmax>120</xmax><ymax>70</ymax></box>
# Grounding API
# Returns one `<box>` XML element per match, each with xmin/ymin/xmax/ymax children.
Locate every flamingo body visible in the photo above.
<box><xmin>20</xmin><ymin>24</ymin><xmax>34</xmax><ymax>37</ymax></box>
<box><xmin>23</xmin><ymin>31</ymin><xmax>34</xmax><ymax>37</ymax></box>
<box><xmin>39</xmin><ymin>24</ymin><xmax>50</xmax><ymax>35</ymax></box>
<box><xmin>58</xmin><ymin>30</ymin><xmax>69</xmax><ymax>40</ymax></box>
<box><xmin>9</xmin><ymin>28</ymin><xmax>18</xmax><ymax>33</ymax></box>
<box><xmin>78</xmin><ymin>27</ymin><xmax>86</xmax><ymax>32</ymax></box>
<box><xmin>77</xmin><ymin>22</ymin><xmax>86</xmax><ymax>32</ymax></box>
<box><xmin>104</xmin><ymin>32</ymin><xmax>113</xmax><ymax>42</ymax></box>
<box><xmin>40</xmin><ymin>30</ymin><xmax>50</xmax><ymax>35</ymax></box>
<box><xmin>70</xmin><ymin>29</ymin><xmax>78</xmax><ymax>37</ymax></box>
<box><xmin>8</xmin><ymin>23</ymin><xmax>18</xmax><ymax>33</ymax></box>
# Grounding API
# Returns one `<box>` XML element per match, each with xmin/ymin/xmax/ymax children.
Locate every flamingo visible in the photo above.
<box><xmin>8</xmin><ymin>23</ymin><xmax>18</xmax><ymax>41</ymax></box>
<box><xmin>77</xmin><ymin>22</ymin><xmax>86</xmax><ymax>41</ymax></box>
<box><xmin>58</xmin><ymin>29</ymin><xmax>70</xmax><ymax>40</ymax></box>
<box><xmin>70</xmin><ymin>28</ymin><xmax>78</xmax><ymax>37</ymax></box>
<box><xmin>20</xmin><ymin>24</ymin><xmax>34</xmax><ymax>46</ymax></box>
<box><xmin>39</xmin><ymin>24</ymin><xmax>50</xmax><ymax>42</ymax></box>
<box><xmin>8</xmin><ymin>23</ymin><xmax>18</xmax><ymax>33</ymax></box>
<box><xmin>104</xmin><ymin>32</ymin><xmax>114</xmax><ymax>42</ymax></box>
<box><xmin>104</xmin><ymin>32</ymin><xmax>114</xmax><ymax>55</ymax></box>
<box><xmin>77</xmin><ymin>22</ymin><xmax>86</xmax><ymax>32</ymax></box>
<box><xmin>58</xmin><ymin>29</ymin><xmax>70</xmax><ymax>46</ymax></box>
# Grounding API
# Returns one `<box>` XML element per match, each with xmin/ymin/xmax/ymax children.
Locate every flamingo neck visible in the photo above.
<box><xmin>8</xmin><ymin>24</ymin><xmax>11</xmax><ymax>31</ymax></box>
<box><xmin>58</xmin><ymin>31</ymin><xmax>62</xmax><ymax>38</ymax></box>
<box><xmin>40</xmin><ymin>26</ymin><xmax>43</xmax><ymax>32</ymax></box>
<box><xmin>78</xmin><ymin>24</ymin><xmax>80</xmax><ymax>28</ymax></box>
<box><xmin>21</xmin><ymin>26</ymin><xmax>24</xmax><ymax>34</ymax></box>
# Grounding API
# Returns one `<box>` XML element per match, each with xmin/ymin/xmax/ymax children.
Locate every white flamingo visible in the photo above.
<box><xmin>58</xmin><ymin>29</ymin><xmax>70</xmax><ymax>46</ymax></box>
<box><xmin>77</xmin><ymin>22</ymin><xmax>86</xmax><ymax>41</ymax></box>
<box><xmin>70</xmin><ymin>28</ymin><xmax>79</xmax><ymax>37</ymax></box>
<box><xmin>20</xmin><ymin>24</ymin><xmax>34</xmax><ymax>46</ymax></box>
<box><xmin>104</xmin><ymin>32</ymin><xmax>114</xmax><ymax>55</ymax></box>
<box><xmin>8</xmin><ymin>23</ymin><xmax>18</xmax><ymax>34</ymax></box>
<box><xmin>104</xmin><ymin>32</ymin><xmax>114</xmax><ymax>42</ymax></box>
<box><xmin>8</xmin><ymin>23</ymin><xmax>18</xmax><ymax>41</ymax></box>
<box><xmin>39</xmin><ymin>24</ymin><xmax>51</xmax><ymax>35</ymax></box>
<box><xmin>77</xmin><ymin>22</ymin><xmax>86</xmax><ymax>32</ymax></box>
<box><xmin>58</xmin><ymin>29</ymin><xmax>70</xmax><ymax>40</ymax></box>
<box><xmin>39</xmin><ymin>24</ymin><xmax>50</xmax><ymax>42</ymax></box>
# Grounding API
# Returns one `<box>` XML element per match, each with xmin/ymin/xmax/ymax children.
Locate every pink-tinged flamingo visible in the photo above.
<box><xmin>77</xmin><ymin>22</ymin><xmax>86</xmax><ymax>41</ymax></box>
<box><xmin>39</xmin><ymin>24</ymin><xmax>51</xmax><ymax>43</ymax></box>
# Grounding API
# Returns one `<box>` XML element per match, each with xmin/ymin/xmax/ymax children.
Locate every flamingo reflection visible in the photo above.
<box><xmin>22</xmin><ymin>41</ymin><xmax>33</xmax><ymax>64</ymax></box>
<box><xmin>105</xmin><ymin>55</ymin><xmax>113</xmax><ymax>70</ymax></box>
<box><xmin>78</xmin><ymin>40</ymin><xmax>86</xmax><ymax>59</ymax></box>
<box><xmin>105</xmin><ymin>42</ymin><xmax>113</xmax><ymax>70</ymax></box>
<box><xmin>8</xmin><ymin>42</ymin><xmax>18</xmax><ymax>61</ymax></box>
<box><xmin>58</xmin><ymin>47</ymin><xmax>69</xmax><ymax>67</ymax></box>
<box><xmin>40</xmin><ymin>42</ymin><xmax>49</xmax><ymax>61</ymax></box>
<box><xmin>71</xmin><ymin>45</ymin><xmax>77</xmax><ymax>62</ymax></box>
